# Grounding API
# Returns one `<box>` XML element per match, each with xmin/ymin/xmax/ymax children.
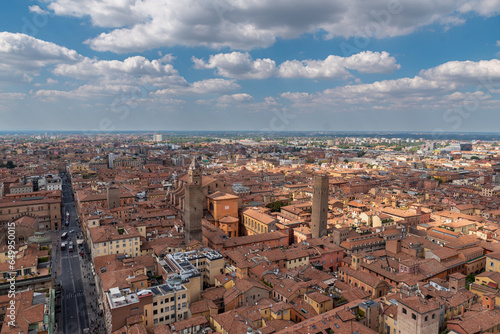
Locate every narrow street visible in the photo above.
<box><xmin>54</xmin><ymin>172</ymin><xmax>105</xmax><ymax>333</ymax></box>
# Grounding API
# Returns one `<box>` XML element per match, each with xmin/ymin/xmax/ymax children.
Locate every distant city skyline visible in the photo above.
<box><xmin>1</xmin><ymin>1</ymin><xmax>500</xmax><ymax>131</ymax></box>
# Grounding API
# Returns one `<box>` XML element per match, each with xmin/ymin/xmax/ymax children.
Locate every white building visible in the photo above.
<box><xmin>153</xmin><ymin>133</ymin><xmax>163</xmax><ymax>142</ymax></box>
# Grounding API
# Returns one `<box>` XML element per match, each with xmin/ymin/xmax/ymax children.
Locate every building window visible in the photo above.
<box><xmin>402</xmin><ymin>308</ymin><xmax>407</xmax><ymax>314</ymax></box>
<box><xmin>412</xmin><ymin>314</ymin><xmax>416</xmax><ymax>320</ymax></box>
<box><xmin>432</xmin><ymin>314</ymin><xmax>435</xmax><ymax>319</ymax></box>
<box><xmin>425</xmin><ymin>316</ymin><xmax>428</xmax><ymax>321</ymax></box>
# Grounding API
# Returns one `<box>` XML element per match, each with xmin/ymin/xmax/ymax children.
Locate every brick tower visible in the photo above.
<box><xmin>311</xmin><ymin>174</ymin><xmax>329</xmax><ymax>238</ymax></box>
<box><xmin>107</xmin><ymin>185</ymin><xmax>120</xmax><ymax>209</ymax></box>
<box><xmin>185</xmin><ymin>158</ymin><xmax>203</xmax><ymax>245</ymax></box>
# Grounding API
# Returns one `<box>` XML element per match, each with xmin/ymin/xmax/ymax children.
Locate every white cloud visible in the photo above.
<box><xmin>35</xmin><ymin>84</ymin><xmax>134</xmax><ymax>100</ymax></box>
<box><xmin>194</xmin><ymin>51</ymin><xmax>399</xmax><ymax>80</ymax></box>
<box><xmin>214</xmin><ymin>93</ymin><xmax>262</xmax><ymax>110</ymax></box>
<box><xmin>0</xmin><ymin>32</ymin><xmax>81</xmax><ymax>69</ymax></box>
<box><xmin>279</xmin><ymin>51</ymin><xmax>400</xmax><ymax>79</ymax></box>
<box><xmin>420</xmin><ymin>59</ymin><xmax>500</xmax><ymax>85</ymax></box>
<box><xmin>278</xmin><ymin>58</ymin><xmax>350</xmax><ymax>79</ymax></box>
<box><xmin>497</xmin><ymin>40</ymin><xmax>500</xmax><ymax>47</ymax></box>
<box><xmin>53</xmin><ymin>55</ymin><xmax>186</xmax><ymax>88</ymax></box>
<box><xmin>343</xmin><ymin>51</ymin><xmax>401</xmax><ymax>74</ymax></box>
<box><xmin>0</xmin><ymin>92</ymin><xmax>26</xmax><ymax>100</ymax></box>
<box><xmin>211</xmin><ymin>94</ymin><xmax>285</xmax><ymax>113</ymax></box>
<box><xmin>458</xmin><ymin>0</ymin><xmax>500</xmax><ymax>17</ymax></box>
<box><xmin>193</xmin><ymin>52</ymin><xmax>277</xmax><ymax>79</ymax></box>
<box><xmin>0</xmin><ymin>34</ymin><xmax>234</xmax><ymax>100</ymax></box>
<box><xmin>154</xmin><ymin>79</ymin><xmax>240</xmax><ymax>95</ymax></box>
<box><xmin>281</xmin><ymin>75</ymin><xmax>459</xmax><ymax>111</ymax></box>
<box><xmin>44</xmin><ymin>53</ymin><xmax>203</xmax><ymax>98</ymax></box>
<box><xmin>281</xmin><ymin>57</ymin><xmax>500</xmax><ymax>112</ymax></box>
<box><xmin>29</xmin><ymin>5</ymin><xmax>48</xmax><ymax>14</ymax></box>
<box><xmin>13</xmin><ymin>37</ymin><xmax>238</xmax><ymax>100</ymax></box>
<box><xmin>48</xmin><ymin>0</ymin><xmax>147</xmax><ymax>27</ymax></box>
<box><xmin>0</xmin><ymin>32</ymin><xmax>81</xmax><ymax>83</ymax></box>
<box><xmin>41</xmin><ymin>0</ymin><xmax>499</xmax><ymax>52</ymax></box>
<box><xmin>0</xmin><ymin>92</ymin><xmax>26</xmax><ymax>112</ymax></box>
<box><xmin>217</xmin><ymin>93</ymin><xmax>253</xmax><ymax>104</ymax></box>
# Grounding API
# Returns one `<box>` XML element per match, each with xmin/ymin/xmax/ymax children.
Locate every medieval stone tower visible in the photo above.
<box><xmin>311</xmin><ymin>174</ymin><xmax>329</xmax><ymax>238</ymax></box>
<box><xmin>107</xmin><ymin>184</ymin><xmax>120</xmax><ymax>209</ymax></box>
<box><xmin>185</xmin><ymin>158</ymin><xmax>203</xmax><ymax>245</ymax></box>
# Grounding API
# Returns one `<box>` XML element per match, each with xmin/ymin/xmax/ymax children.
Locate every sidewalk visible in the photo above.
<box><xmin>49</xmin><ymin>231</ymin><xmax>62</xmax><ymax>279</ymax></box>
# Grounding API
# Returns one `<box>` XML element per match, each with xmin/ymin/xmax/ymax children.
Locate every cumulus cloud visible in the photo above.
<box><xmin>284</xmin><ymin>56</ymin><xmax>500</xmax><ymax>117</ymax></box>
<box><xmin>215</xmin><ymin>93</ymin><xmax>257</xmax><ymax>110</ymax></box>
<box><xmin>0</xmin><ymin>32</ymin><xmax>81</xmax><ymax>83</ymax></box>
<box><xmin>217</xmin><ymin>93</ymin><xmax>253</xmax><ymax>104</ymax></box>
<box><xmin>0</xmin><ymin>92</ymin><xmax>26</xmax><ymax>112</ymax></box>
<box><xmin>211</xmin><ymin>94</ymin><xmax>285</xmax><ymax>113</ymax></box>
<box><xmin>35</xmin><ymin>84</ymin><xmax>135</xmax><ymax>100</ymax></box>
<box><xmin>47</xmin><ymin>0</ymin><xmax>147</xmax><ymax>27</ymax></box>
<box><xmin>0</xmin><ymin>32</ymin><xmax>81</xmax><ymax>68</ymax></box>
<box><xmin>279</xmin><ymin>51</ymin><xmax>400</xmax><ymax>79</ymax></box>
<box><xmin>31</xmin><ymin>53</ymin><xmax>194</xmax><ymax>99</ymax></box>
<box><xmin>458</xmin><ymin>0</ymin><xmax>500</xmax><ymax>17</ymax></box>
<box><xmin>154</xmin><ymin>79</ymin><xmax>240</xmax><ymax>95</ymax></box>
<box><xmin>280</xmin><ymin>77</ymin><xmax>457</xmax><ymax>112</ymax></box>
<box><xmin>53</xmin><ymin>55</ymin><xmax>187</xmax><ymax>88</ymax></box>
<box><xmin>280</xmin><ymin>56</ymin><xmax>500</xmax><ymax>113</ymax></box>
<box><xmin>420</xmin><ymin>59</ymin><xmax>500</xmax><ymax>85</ymax></box>
<box><xmin>29</xmin><ymin>5</ymin><xmax>49</xmax><ymax>14</ymax></box>
<box><xmin>194</xmin><ymin>51</ymin><xmax>399</xmax><ymax>80</ymax></box>
<box><xmin>193</xmin><ymin>52</ymin><xmax>277</xmax><ymax>79</ymax></box>
<box><xmin>40</xmin><ymin>0</ymin><xmax>500</xmax><ymax>52</ymax></box>
<box><xmin>0</xmin><ymin>33</ymin><xmax>236</xmax><ymax>100</ymax></box>
<box><xmin>0</xmin><ymin>31</ymin><xmax>83</xmax><ymax>71</ymax></box>
<box><xmin>0</xmin><ymin>92</ymin><xmax>26</xmax><ymax>100</ymax></box>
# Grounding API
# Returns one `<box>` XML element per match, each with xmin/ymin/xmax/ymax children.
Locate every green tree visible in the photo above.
<box><xmin>465</xmin><ymin>273</ymin><xmax>477</xmax><ymax>289</ymax></box>
<box><xmin>266</xmin><ymin>200</ymin><xmax>289</xmax><ymax>212</ymax></box>
<box><xmin>5</xmin><ymin>161</ymin><xmax>16</xmax><ymax>169</ymax></box>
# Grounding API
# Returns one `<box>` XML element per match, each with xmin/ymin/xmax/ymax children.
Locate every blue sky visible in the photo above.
<box><xmin>1</xmin><ymin>0</ymin><xmax>500</xmax><ymax>132</ymax></box>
